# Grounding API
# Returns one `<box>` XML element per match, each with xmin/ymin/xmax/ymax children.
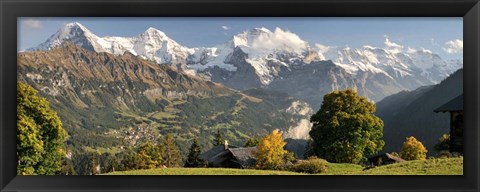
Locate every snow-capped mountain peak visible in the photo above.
<box><xmin>27</xmin><ymin>22</ymin><xmax>109</xmax><ymax>52</ymax></box>
<box><xmin>121</xmin><ymin>27</ymin><xmax>192</xmax><ymax>64</ymax></box>
<box><xmin>139</xmin><ymin>27</ymin><xmax>168</xmax><ymax>40</ymax></box>
<box><xmin>208</xmin><ymin>27</ymin><xmax>313</xmax><ymax>84</ymax></box>
<box><xmin>314</xmin><ymin>40</ymin><xmax>462</xmax><ymax>85</ymax></box>
<box><xmin>28</xmin><ymin>23</ymin><xmax>193</xmax><ymax>65</ymax></box>
<box><xmin>228</xmin><ymin>27</ymin><xmax>272</xmax><ymax>48</ymax></box>
<box><xmin>63</xmin><ymin>22</ymin><xmax>89</xmax><ymax>33</ymax></box>
<box><xmin>252</xmin><ymin>27</ymin><xmax>272</xmax><ymax>33</ymax></box>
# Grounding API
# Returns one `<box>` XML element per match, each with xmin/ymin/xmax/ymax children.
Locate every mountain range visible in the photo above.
<box><xmin>20</xmin><ymin>22</ymin><xmax>463</xmax><ymax>158</ymax></box>
<box><xmin>26</xmin><ymin>22</ymin><xmax>462</xmax><ymax>109</ymax></box>
<box><xmin>18</xmin><ymin>42</ymin><xmax>313</xmax><ymax>155</ymax></box>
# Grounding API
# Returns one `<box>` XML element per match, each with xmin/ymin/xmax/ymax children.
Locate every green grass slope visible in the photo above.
<box><xmin>105</xmin><ymin>168</ymin><xmax>305</xmax><ymax>175</ymax></box>
<box><xmin>104</xmin><ymin>157</ymin><xmax>462</xmax><ymax>175</ymax></box>
<box><xmin>361</xmin><ymin>157</ymin><xmax>463</xmax><ymax>175</ymax></box>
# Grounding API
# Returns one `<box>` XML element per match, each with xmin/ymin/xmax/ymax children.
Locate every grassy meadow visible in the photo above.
<box><xmin>361</xmin><ymin>157</ymin><xmax>463</xmax><ymax>175</ymax></box>
<box><xmin>104</xmin><ymin>157</ymin><xmax>462</xmax><ymax>175</ymax></box>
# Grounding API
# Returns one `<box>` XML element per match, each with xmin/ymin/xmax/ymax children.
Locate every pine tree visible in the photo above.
<box><xmin>184</xmin><ymin>138</ymin><xmax>206</xmax><ymax>167</ymax></box>
<box><xmin>162</xmin><ymin>134</ymin><xmax>182</xmax><ymax>167</ymax></box>
<box><xmin>244</xmin><ymin>137</ymin><xmax>260</xmax><ymax>147</ymax></box>
<box><xmin>212</xmin><ymin>128</ymin><xmax>224</xmax><ymax>146</ymax></box>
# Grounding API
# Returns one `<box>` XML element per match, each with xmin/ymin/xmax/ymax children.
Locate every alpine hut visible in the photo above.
<box><xmin>199</xmin><ymin>141</ymin><xmax>258</xmax><ymax>169</ymax></box>
<box><xmin>434</xmin><ymin>94</ymin><xmax>463</xmax><ymax>153</ymax></box>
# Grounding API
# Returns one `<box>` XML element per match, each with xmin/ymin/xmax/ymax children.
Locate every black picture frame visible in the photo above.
<box><xmin>1</xmin><ymin>0</ymin><xmax>479</xmax><ymax>191</ymax></box>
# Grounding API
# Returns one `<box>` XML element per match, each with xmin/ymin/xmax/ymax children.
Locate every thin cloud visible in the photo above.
<box><xmin>384</xmin><ymin>38</ymin><xmax>402</xmax><ymax>49</ymax></box>
<box><xmin>23</xmin><ymin>18</ymin><xmax>43</xmax><ymax>29</ymax></box>
<box><xmin>315</xmin><ymin>43</ymin><xmax>330</xmax><ymax>53</ymax></box>
<box><xmin>383</xmin><ymin>36</ymin><xmax>403</xmax><ymax>54</ymax></box>
<box><xmin>249</xmin><ymin>27</ymin><xmax>308</xmax><ymax>54</ymax></box>
<box><xmin>443</xmin><ymin>39</ymin><xmax>463</xmax><ymax>54</ymax></box>
<box><xmin>221</xmin><ymin>26</ymin><xmax>231</xmax><ymax>30</ymax></box>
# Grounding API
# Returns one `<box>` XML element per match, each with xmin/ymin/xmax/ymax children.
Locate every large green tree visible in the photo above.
<box><xmin>309</xmin><ymin>89</ymin><xmax>384</xmax><ymax>164</ymax></box>
<box><xmin>117</xmin><ymin>149</ymin><xmax>142</xmax><ymax>171</ymax></box>
<box><xmin>17</xmin><ymin>82</ymin><xmax>67</xmax><ymax>175</ymax></box>
<box><xmin>99</xmin><ymin>152</ymin><xmax>119</xmax><ymax>173</ymax></box>
<box><xmin>72</xmin><ymin>151</ymin><xmax>100</xmax><ymax>175</ymax></box>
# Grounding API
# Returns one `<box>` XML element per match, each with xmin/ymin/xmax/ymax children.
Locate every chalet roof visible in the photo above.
<box><xmin>199</xmin><ymin>145</ymin><xmax>238</xmax><ymax>164</ymax></box>
<box><xmin>229</xmin><ymin>147</ymin><xmax>258</xmax><ymax>168</ymax></box>
<box><xmin>434</xmin><ymin>94</ymin><xmax>463</xmax><ymax>113</ymax></box>
<box><xmin>368</xmin><ymin>153</ymin><xmax>405</xmax><ymax>163</ymax></box>
<box><xmin>199</xmin><ymin>145</ymin><xmax>258</xmax><ymax>168</ymax></box>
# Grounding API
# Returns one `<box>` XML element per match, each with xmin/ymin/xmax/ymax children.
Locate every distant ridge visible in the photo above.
<box><xmin>376</xmin><ymin>69</ymin><xmax>463</xmax><ymax>154</ymax></box>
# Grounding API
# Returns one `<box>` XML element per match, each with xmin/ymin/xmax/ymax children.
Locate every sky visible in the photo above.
<box><xmin>18</xmin><ymin>17</ymin><xmax>463</xmax><ymax>60</ymax></box>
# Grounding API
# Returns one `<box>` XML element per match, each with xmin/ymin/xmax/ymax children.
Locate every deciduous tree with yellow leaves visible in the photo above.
<box><xmin>255</xmin><ymin>130</ymin><xmax>288</xmax><ymax>170</ymax></box>
<box><xmin>400</xmin><ymin>136</ymin><xmax>428</xmax><ymax>160</ymax></box>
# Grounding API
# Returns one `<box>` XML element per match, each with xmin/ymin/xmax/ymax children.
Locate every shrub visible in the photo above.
<box><xmin>434</xmin><ymin>134</ymin><xmax>450</xmax><ymax>152</ymax></box>
<box><xmin>284</xmin><ymin>151</ymin><xmax>297</xmax><ymax>163</ymax></box>
<box><xmin>290</xmin><ymin>156</ymin><xmax>328</xmax><ymax>174</ymax></box>
<box><xmin>436</xmin><ymin>151</ymin><xmax>452</xmax><ymax>159</ymax></box>
<box><xmin>400</xmin><ymin>136</ymin><xmax>428</xmax><ymax>160</ymax></box>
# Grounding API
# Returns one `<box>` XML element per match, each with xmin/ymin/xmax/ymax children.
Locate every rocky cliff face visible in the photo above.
<box><xmin>20</xmin><ymin>42</ymin><xmax>231</xmax><ymax>112</ymax></box>
<box><xmin>199</xmin><ymin>47</ymin><xmax>264</xmax><ymax>90</ymax></box>
<box><xmin>265</xmin><ymin>60</ymin><xmax>406</xmax><ymax>110</ymax></box>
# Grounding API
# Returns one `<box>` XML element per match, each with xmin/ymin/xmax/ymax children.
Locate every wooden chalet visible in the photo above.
<box><xmin>199</xmin><ymin>141</ymin><xmax>258</xmax><ymax>169</ymax></box>
<box><xmin>368</xmin><ymin>153</ymin><xmax>405</xmax><ymax>166</ymax></box>
<box><xmin>434</xmin><ymin>94</ymin><xmax>463</xmax><ymax>153</ymax></box>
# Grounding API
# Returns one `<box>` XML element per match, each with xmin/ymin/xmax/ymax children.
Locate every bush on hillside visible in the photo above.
<box><xmin>290</xmin><ymin>156</ymin><xmax>328</xmax><ymax>174</ymax></box>
<box><xmin>434</xmin><ymin>134</ymin><xmax>450</xmax><ymax>152</ymax></box>
<box><xmin>400</xmin><ymin>136</ymin><xmax>428</xmax><ymax>160</ymax></box>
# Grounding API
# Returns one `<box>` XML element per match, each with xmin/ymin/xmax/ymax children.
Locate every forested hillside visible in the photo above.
<box><xmin>376</xmin><ymin>69</ymin><xmax>463</xmax><ymax>154</ymax></box>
